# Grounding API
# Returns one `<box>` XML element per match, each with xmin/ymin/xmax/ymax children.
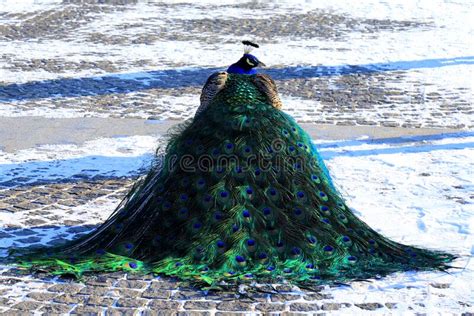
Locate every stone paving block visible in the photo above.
<box><xmin>385</xmin><ymin>302</ymin><xmax>397</xmax><ymax>309</ymax></box>
<box><xmin>53</xmin><ymin>293</ymin><xmax>88</xmax><ymax>304</ymax></box>
<box><xmin>216</xmin><ymin>301</ymin><xmax>253</xmax><ymax>312</ymax></box>
<box><xmin>215</xmin><ymin>313</ymin><xmax>259</xmax><ymax>316</ymax></box>
<box><xmin>321</xmin><ymin>303</ymin><xmax>341</xmax><ymax>311</ymax></box>
<box><xmin>39</xmin><ymin>303</ymin><xmax>74</xmax><ymax>314</ymax></box>
<box><xmin>289</xmin><ymin>303</ymin><xmax>320</xmax><ymax>312</ymax></box>
<box><xmin>78</xmin><ymin>286</ymin><xmax>111</xmax><ymax>296</ymax></box>
<box><xmin>11</xmin><ymin>301</ymin><xmax>44</xmax><ymax>311</ymax></box>
<box><xmin>321</xmin><ymin>303</ymin><xmax>351</xmax><ymax>311</ymax></box>
<box><xmin>71</xmin><ymin>304</ymin><xmax>104</xmax><ymax>315</ymax></box>
<box><xmin>141</xmin><ymin>287</ymin><xmax>171</xmax><ymax>299</ymax></box>
<box><xmin>110</xmin><ymin>288</ymin><xmax>143</xmax><ymax>298</ymax></box>
<box><xmin>147</xmin><ymin>300</ymin><xmax>181</xmax><ymax>310</ymax></box>
<box><xmin>183</xmin><ymin>301</ymin><xmax>217</xmax><ymax>310</ymax></box>
<box><xmin>199</xmin><ymin>291</ymin><xmax>235</xmax><ymax>301</ymax></box>
<box><xmin>105</xmin><ymin>308</ymin><xmax>139</xmax><ymax>316</ymax></box>
<box><xmin>270</xmin><ymin>294</ymin><xmax>301</xmax><ymax>302</ymax></box>
<box><xmin>239</xmin><ymin>293</ymin><xmax>267</xmax><ymax>302</ymax></box>
<box><xmin>47</xmin><ymin>283</ymin><xmax>84</xmax><ymax>294</ymax></box>
<box><xmin>355</xmin><ymin>303</ymin><xmax>384</xmax><ymax>310</ymax></box>
<box><xmin>142</xmin><ymin>311</ymin><xmax>176</xmax><ymax>316</ymax></box>
<box><xmin>172</xmin><ymin>290</ymin><xmax>209</xmax><ymax>300</ymax></box>
<box><xmin>255</xmin><ymin>303</ymin><xmax>286</xmax><ymax>312</ymax></box>
<box><xmin>148</xmin><ymin>279</ymin><xmax>180</xmax><ymax>290</ymax></box>
<box><xmin>85</xmin><ymin>276</ymin><xmax>115</xmax><ymax>287</ymax></box>
<box><xmin>87</xmin><ymin>295</ymin><xmax>116</xmax><ymax>307</ymax></box>
<box><xmin>26</xmin><ymin>291</ymin><xmax>58</xmax><ymax>300</ymax></box>
<box><xmin>115</xmin><ymin>279</ymin><xmax>148</xmax><ymax>289</ymax></box>
<box><xmin>303</xmin><ymin>292</ymin><xmax>333</xmax><ymax>300</ymax></box>
<box><xmin>126</xmin><ymin>273</ymin><xmax>156</xmax><ymax>281</ymax></box>
<box><xmin>177</xmin><ymin>312</ymin><xmax>211</xmax><ymax>316</ymax></box>
<box><xmin>115</xmin><ymin>298</ymin><xmax>148</xmax><ymax>308</ymax></box>
<box><xmin>273</xmin><ymin>285</ymin><xmax>294</xmax><ymax>292</ymax></box>
<box><xmin>430</xmin><ymin>283</ymin><xmax>451</xmax><ymax>289</ymax></box>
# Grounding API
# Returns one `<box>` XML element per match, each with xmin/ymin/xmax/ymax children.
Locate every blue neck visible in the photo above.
<box><xmin>227</xmin><ymin>63</ymin><xmax>257</xmax><ymax>75</ymax></box>
<box><xmin>227</xmin><ymin>54</ymin><xmax>258</xmax><ymax>74</ymax></box>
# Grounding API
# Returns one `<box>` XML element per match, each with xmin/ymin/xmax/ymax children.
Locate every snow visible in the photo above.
<box><xmin>0</xmin><ymin>0</ymin><xmax>473</xmax><ymax>313</ymax></box>
<box><xmin>0</xmin><ymin>136</ymin><xmax>158</xmax><ymax>187</ymax></box>
<box><xmin>0</xmin><ymin>0</ymin><xmax>61</xmax><ymax>15</ymax></box>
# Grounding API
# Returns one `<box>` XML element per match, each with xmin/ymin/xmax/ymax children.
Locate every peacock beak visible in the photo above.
<box><xmin>257</xmin><ymin>60</ymin><xmax>266</xmax><ymax>67</ymax></box>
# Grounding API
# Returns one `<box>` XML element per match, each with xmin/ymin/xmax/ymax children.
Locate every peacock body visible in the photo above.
<box><xmin>9</xmin><ymin>47</ymin><xmax>455</xmax><ymax>290</ymax></box>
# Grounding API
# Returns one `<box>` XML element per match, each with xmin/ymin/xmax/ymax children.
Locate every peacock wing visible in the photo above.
<box><xmin>195</xmin><ymin>71</ymin><xmax>229</xmax><ymax>117</ymax></box>
<box><xmin>252</xmin><ymin>73</ymin><xmax>283</xmax><ymax>110</ymax></box>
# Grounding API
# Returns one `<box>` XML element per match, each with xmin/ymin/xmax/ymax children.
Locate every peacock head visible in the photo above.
<box><xmin>227</xmin><ymin>40</ymin><xmax>266</xmax><ymax>75</ymax></box>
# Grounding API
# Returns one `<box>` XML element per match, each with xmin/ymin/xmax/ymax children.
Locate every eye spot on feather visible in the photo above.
<box><xmin>307</xmin><ymin>235</ymin><xmax>317</xmax><ymax>244</ymax></box>
<box><xmin>178</xmin><ymin>207</ymin><xmax>189</xmax><ymax>218</ymax></box>
<box><xmin>263</xmin><ymin>207</ymin><xmax>271</xmax><ymax>215</ymax></box>
<box><xmin>162</xmin><ymin>201</ymin><xmax>172</xmax><ymax>211</ymax></box>
<box><xmin>291</xmin><ymin>247</ymin><xmax>302</xmax><ymax>256</ymax></box>
<box><xmin>323</xmin><ymin>245</ymin><xmax>334</xmax><ymax>253</ymax></box>
<box><xmin>236</xmin><ymin>255</ymin><xmax>246</xmax><ymax>265</ymax></box>
<box><xmin>258</xmin><ymin>252</ymin><xmax>268</xmax><ymax>259</ymax></box>
<box><xmin>220</xmin><ymin>191</ymin><xmax>229</xmax><ymax>198</ymax></box>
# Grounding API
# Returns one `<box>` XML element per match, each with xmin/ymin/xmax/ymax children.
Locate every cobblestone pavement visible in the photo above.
<box><xmin>0</xmin><ymin>268</ymin><xmax>459</xmax><ymax>315</ymax></box>
<box><xmin>0</xmin><ymin>0</ymin><xmax>473</xmax><ymax>314</ymax></box>
<box><xmin>0</xmin><ymin>1</ymin><xmax>472</xmax><ymax>128</ymax></box>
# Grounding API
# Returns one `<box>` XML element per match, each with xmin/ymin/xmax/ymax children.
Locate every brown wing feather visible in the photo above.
<box><xmin>253</xmin><ymin>74</ymin><xmax>283</xmax><ymax>110</ymax></box>
<box><xmin>195</xmin><ymin>71</ymin><xmax>228</xmax><ymax>117</ymax></box>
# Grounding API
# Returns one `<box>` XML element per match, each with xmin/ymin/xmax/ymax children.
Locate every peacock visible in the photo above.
<box><xmin>8</xmin><ymin>41</ymin><xmax>455</xmax><ymax>290</ymax></box>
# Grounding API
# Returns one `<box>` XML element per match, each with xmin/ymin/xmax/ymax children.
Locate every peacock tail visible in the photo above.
<box><xmin>9</xmin><ymin>74</ymin><xmax>455</xmax><ymax>289</ymax></box>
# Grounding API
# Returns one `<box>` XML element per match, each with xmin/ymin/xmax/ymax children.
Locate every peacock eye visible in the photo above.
<box><xmin>246</xmin><ymin>58</ymin><xmax>255</xmax><ymax>66</ymax></box>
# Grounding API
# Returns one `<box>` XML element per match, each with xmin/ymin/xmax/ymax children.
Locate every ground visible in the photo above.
<box><xmin>0</xmin><ymin>0</ymin><xmax>473</xmax><ymax>315</ymax></box>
